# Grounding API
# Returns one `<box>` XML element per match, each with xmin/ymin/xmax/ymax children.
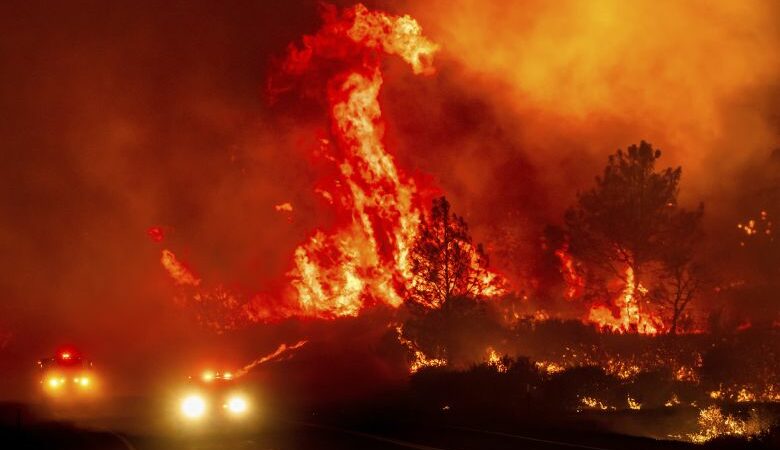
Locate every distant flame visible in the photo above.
<box><xmin>235</xmin><ymin>340</ymin><xmax>308</xmax><ymax>378</ymax></box>
<box><xmin>160</xmin><ymin>249</ymin><xmax>201</xmax><ymax>287</ymax></box>
<box><xmin>486</xmin><ymin>347</ymin><xmax>508</xmax><ymax>373</ymax></box>
<box><xmin>274</xmin><ymin>202</ymin><xmax>293</xmax><ymax>212</ymax></box>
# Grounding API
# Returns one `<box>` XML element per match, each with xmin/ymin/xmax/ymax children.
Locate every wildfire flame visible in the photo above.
<box><xmin>587</xmin><ymin>267</ymin><xmax>663</xmax><ymax>334</ymax></box>
<box><xmin>284</xmin><ymin>4</ymin><xmax>439</xmax><ymax>318</ymax></box>
<box><xmin>555</xmin><ymin>243</ymin><xmax>667</xmax><ymax>335</ymax></box>
<box><xmin>486</xmin><ymin>347</ymin><xmax>508</xmax><ymax>373</ymax></box>
<box><xmin>395</xmin><ymin>325</ymin><xmax>446</xmax><ymax>374</ymax></box>
<box><xmin>686</xmin><ymin>406</ymin><xmax>771</xmax><ymax>443</ymax></box>
<box><xmin>234</xmin><ymin>340</ymin><xmax>308</xmax><ymax>378</ymax></box>
<box><xmin>554</xmin><ymin>243</ymin><xmax>584</xmax><ymax>300</ymax></box>
<box><xmin>151</xmin><ymin>4</ymin><xmax>449</xmax><ymax>324</ymax></box>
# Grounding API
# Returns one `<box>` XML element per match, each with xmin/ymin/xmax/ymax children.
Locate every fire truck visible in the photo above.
<box><xmin>37</xmin><ymin>348</ymin><xmax>95</xmax><ymax>397</ymax></box>
<box><xmin>176</xmin><ymin>369</ymin><xmax>253</xmax><ymax>425</ymax></box>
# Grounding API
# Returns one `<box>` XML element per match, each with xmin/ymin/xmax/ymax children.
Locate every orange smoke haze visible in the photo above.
<box><xmin>400</xmin><ymin>0</ymin><xmax>779</xmax><ymax>205</ymax></box>
<box><xmin>372</xmin><ymin>0</ymin><xmax>780</xmax><ymax>293</ymax></box>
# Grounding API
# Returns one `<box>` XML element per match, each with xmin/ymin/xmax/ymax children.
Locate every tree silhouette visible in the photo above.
<box><xmin>655</xmin><ymin>209</ymin><xmax>706</xmax><ymax>334</ymax></box>
<box><xmin>564</xmin><ymin>141</ymin><xmax>704</xmax><ymax>332</ymax></box>
<box><xmin>409</xmin><ymin>197</ymin><xmax>501</xmax><ymax>309</ymax></box>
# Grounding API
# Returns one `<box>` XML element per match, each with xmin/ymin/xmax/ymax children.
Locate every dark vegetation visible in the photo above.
<box><xmin>397</xmin><ymin>143</ymin><xmax>779</xmax><ymax>443</ymax></box>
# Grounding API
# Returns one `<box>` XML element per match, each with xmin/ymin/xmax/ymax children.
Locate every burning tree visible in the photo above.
<box><xmin>408</xmin><ymin>197</ymin><xmax>502</xmax><ymax>309</ymax></box>
<box><xmin>564</xmin><ymin>141</ymin><xmax>704</xmax><ymax>334</ymax></box>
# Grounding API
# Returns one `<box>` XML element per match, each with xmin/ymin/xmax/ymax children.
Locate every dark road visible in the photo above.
<box><xmin>1</xmin><ymin>399</ymin><xmax>699</xmax><ymax>450</ymax></box>
<box><xmin>8</xmin><ymin>423</ymin><xmax>687</xmax><ymax>450</ymax></box>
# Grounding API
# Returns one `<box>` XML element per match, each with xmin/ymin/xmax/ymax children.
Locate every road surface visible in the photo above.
<box><xmin>0</xmin><ymin>400</ymin><xmax>699</xmax><ymax>450</ymax></box>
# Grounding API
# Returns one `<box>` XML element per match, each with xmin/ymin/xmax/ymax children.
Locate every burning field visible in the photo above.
<box><xmin>1</xmin><ymin>0</ymin><xmax>779</xmax><ymax>447</ymax></box>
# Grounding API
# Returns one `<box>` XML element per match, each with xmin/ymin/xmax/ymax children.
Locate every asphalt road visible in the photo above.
<box><xmin>0</xmin><ymin>399</ymin><xmax>699</xmax><ymax>450</ymax></box>
<box><xmin>126</xmin><ymin>423</ymin><xmax>628</xmax><ymax>450</ymax></box>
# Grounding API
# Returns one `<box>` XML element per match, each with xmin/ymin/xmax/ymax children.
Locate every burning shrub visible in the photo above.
<box><xmin>686</xmin><ymin>405</ymin><xmax>775</xmax><ymax>443</ymax></box>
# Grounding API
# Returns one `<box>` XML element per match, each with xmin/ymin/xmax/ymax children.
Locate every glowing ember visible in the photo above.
<box><xmin>737</xmin><ymin>210</ymin><xmax>773</xmax><ymax>242</ymax></box>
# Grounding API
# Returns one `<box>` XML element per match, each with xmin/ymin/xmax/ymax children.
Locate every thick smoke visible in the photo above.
<box><xmin>395</xmin><ymin>0</ymin><xmax>780</xmax><ymax>203</ymax></box>
<box><xmin>381</xmin><ymin>0</ymin><xmax>780</xmax><ymax>299</ymax></box>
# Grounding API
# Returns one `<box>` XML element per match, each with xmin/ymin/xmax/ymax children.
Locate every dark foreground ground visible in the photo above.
<box><xmin>2</xmin><ymin>398</ymin><xmax>776</xmax><ymax>450</ymax></box>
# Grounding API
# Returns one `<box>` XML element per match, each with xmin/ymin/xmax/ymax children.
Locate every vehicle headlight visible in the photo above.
<box><xmin>181</xmin><ymin>395</ymin><xmax>206</xmax><ymax>418</ymax></box>
<box><xmin>74</xmin><ymin>376</ymin><xmax>91</xmax><ymax>387</ymax></box>
<box><xmin>47</xmin><ymin>376</ymin><xmax>64</xmax><ymax>389</ymax></box>
<box><xmin>225</xmin><ymin>396</ymin><xmax>248</xmax><ymax>415</ymax></box>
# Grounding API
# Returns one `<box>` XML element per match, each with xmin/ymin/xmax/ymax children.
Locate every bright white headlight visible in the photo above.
<box><xmin>181</xmin><ymin>395</ymin><xmax>206</xmax><ymax>418</ymax></box>
<box><xmin>226</xmin><ymin>396</ymin><xmax>248</xmax><ymax>414</ymax></box>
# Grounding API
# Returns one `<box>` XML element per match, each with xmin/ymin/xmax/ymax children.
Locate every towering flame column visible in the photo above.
<box><xmin>283</xmin><ymin>4</ymin><xmax>438</xmax><ymax>317</ymax></box>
